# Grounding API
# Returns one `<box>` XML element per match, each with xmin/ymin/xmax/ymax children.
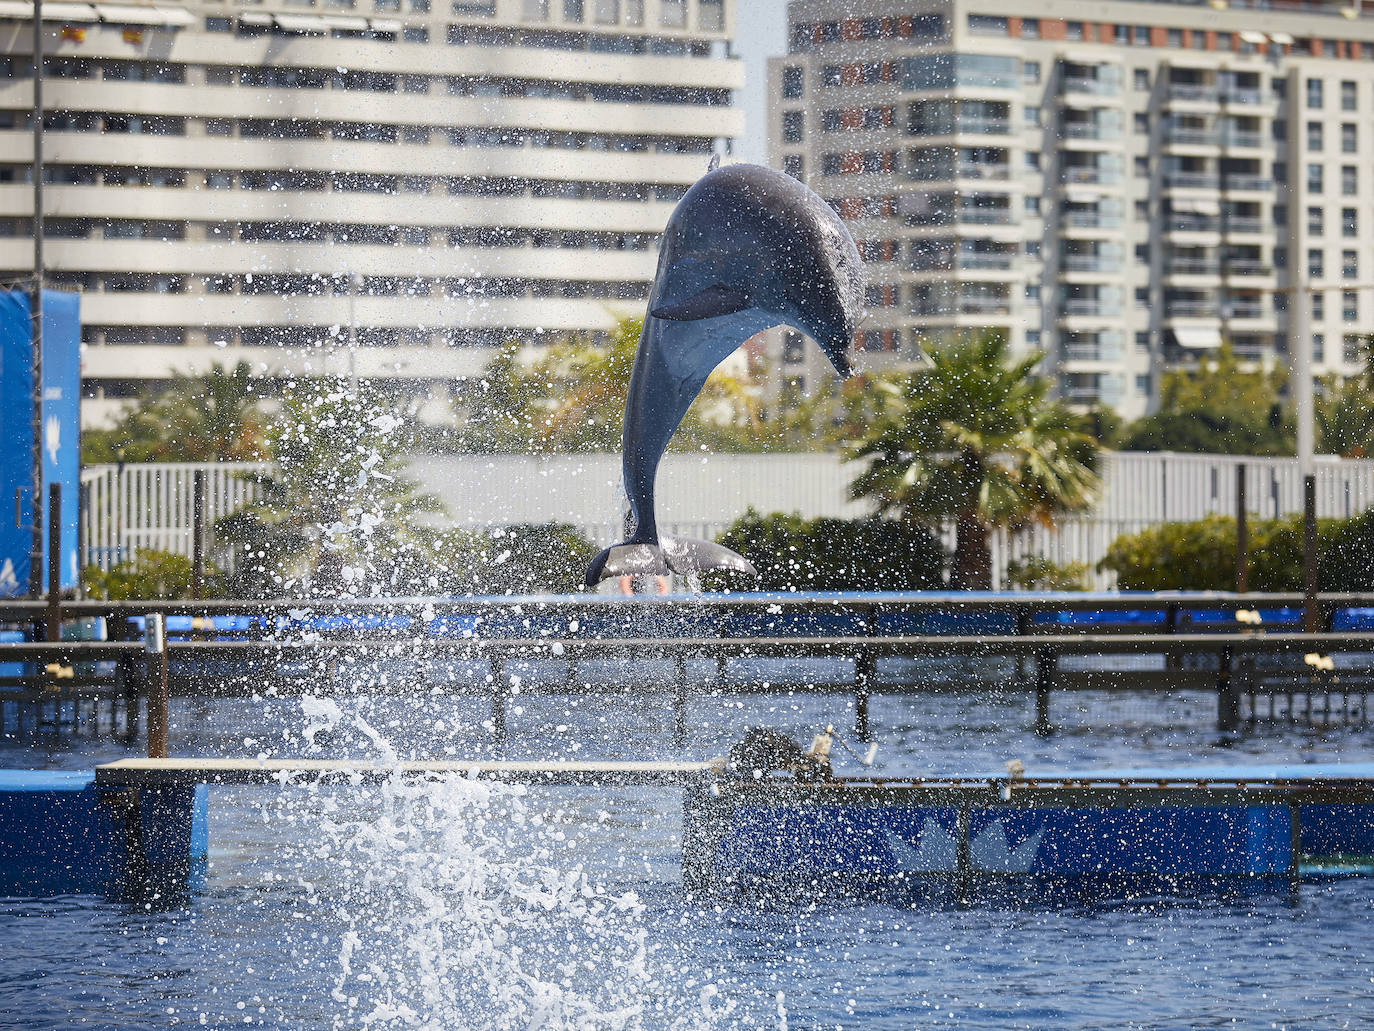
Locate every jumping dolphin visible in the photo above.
<box><xmin>585</xmin><ymin>162</ymin><xmax>865</xmax><ymax>586</ymax></box>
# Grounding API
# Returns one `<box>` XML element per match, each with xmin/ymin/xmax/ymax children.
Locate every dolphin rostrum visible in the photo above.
<box><xmin>585</xmin><ymin>162</ymin><xmax>865</xmax><ymax>586</ymax></box>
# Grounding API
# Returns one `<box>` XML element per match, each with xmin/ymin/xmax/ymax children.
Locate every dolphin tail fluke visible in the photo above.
<box><xmin>585</xmin><ymin>537</ymin><xmax>757</xmax><ymax>586</ymax></box>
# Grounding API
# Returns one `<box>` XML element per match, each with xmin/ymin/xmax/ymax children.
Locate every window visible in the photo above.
<box><xmin>1025</xmin><ymin>195</ymin><xmax>1040</xmax><ymax>215</ymax></box>
<box><xmin>1025</xmin><ymin>282</ymin><xmax>1041</xmax><ymax>301</ymax></box>
<box><xmin>658</xmin><ymin>0</ymin><xmax>683</xmax><ymax>27</ymax></box>
<box><xmin>1314</xmin><ymin>333</ymin><xmax>1325</xmax><ymax>362</ymax></box>
<box><xmin>1273</xmin><ymin>119</ymin><xmax>1287</xmax><ymax>142</ymax></box>
<box><xmin>1115</xmin><ymin>25</ymin><xmax>1129</xmax><ymax>44</ymax></box>
<box><xmin>782</xmin><ymin>66</ymin><xmax>802</xmax><ymax>99</ymax></box>
<box><xmin>1023</xmin><ymin>60</ymin><xmax>1040</xmax><ymax>84</ymax></box>
<box><xmin>1134</xmin><ymin>287</ymin><xmax>1149</xmax><ymax>305</ymax></box>
<box><xmin>1022</xmin><ymin>18</ymin><xmax>1039</xmax><ymax>38</ymax></box>
<box><xmin>1343</xmin><ymin>123</ymin><xmax>1357</xmax><ymax>153</ymax></box>
<box><xmin>967</xmin><ymin>14</ymin><xmax>1007</xmax><ymax>34</ymax></box>
<box><xmin>782</xmin><ymin>110</ymin><xmax>803</xmax><ymax>143</ymax></box>
<box><xmin>1343</xmin><ymin>166</ymin><xmax>1358</xmax><ymax>195</ymax></box>
<box><xmin>403</xmin><ymin>25</ymin><xmax>428</xmax><ymax>41</ymax></box>
<box><xmin>1313</xmin><ymin>293</ymin><xmax>1325</xmax><ymax>320</ymax></box>
<box><xmin>1134</xmin><ymin>243</ymin><xmax>1148</xmax><ymax>262</ymax></box>
<box><xmin>1025</xmin><ymin>240</ymin><xmax>1041</xmax><ymax>257</ymax></box>
<box><xmin>1307</xmin><ymin>78</ymin><xmax>1323</xmax><ymax>109</ymax></box>
<box><xmin>782</xmin><ymin>154</ymin><xmax>804</xmax><ymax>180</ymax></box>
<box><xmin>1134</xmin><ymin>155</ymin><xmax>1149</xmax><ymax>178</ymax></box>
<box><xmin>1066</xmin><ymin>20</ymin><xmax>1084</xmax><ymax>41</ymax></box>
<box><xmin>1135</xmin><ymin>200</ymin><xmax>1149</xmax><ymax>220</ymax></box>
<box><xmin>1343</xmin><ymin>250</ymin><xmax>1358</xmax><ymax>278</ymax></box>
<box><xmin>1134</xmin><ymin>112</ymin><xmax>1149</xmax><ymax>134</ymax></box>
<box><xmin>1342</xmin><ymin>80</ymin><xmax>1357</xmax><ymax>111</ymax></box>
<box><xmin>1345</xmin><ymin>335</ymin><xmax>1362</xmax><ymax>364</ymax></box>
<box><xmin>1024</xmin><ymin>105</ymin><xmax>1039</xmax><ymax>127</ymax></box>
<box><xmin>1274</xmin><ymin>247</ymin><xmax>1287</xmax><ymax>268</ymax></box>
<box><xmin>1167</xmin><ymin>28</ymin><xmax>1182</xmax><ymax>47</ymax></box>
<box><xmin>1025</xmin><ymin>151</ymin><xmax>1040</xmax><ymax>170</ymax></box>
<box><xmin>1136</xmin><ymin>374</ymin><xmax>1151</xmax><ymax>395</ymax></box>
<box><xmin>206</xmin><ymin>16</ymin><xmax>230</xmax><ymax>31</ymax></box>
<box><xmin>1307</xmin><ymin>121</ymin><xmax>1323</xmax><ymax>151</ymax></box>
<box><xmin>1307</xmin><ymin>163</ymin><xmax>1324</xmax><ymax>193</ymax></box>
<box><xmin>1308</xmin><ymin>248</ymin><xmax>1324</xmax><ymax>277</ymax></box>
<box><xmin>1344</xmin><ymin>207</ymin><xmax>1358</xmax><ymax>237</ymax></box>
<box><xmin>1274</xmin><ymin>161</ymin><xmax>1287</xmax><ymax>184</ymax></box>
<box><xmin>1133</xmin><ymin>25</ymin><xmax>1149</xmax><ymax>44</ymax></box>
<box><xmin>1308</xmin><ymin>205</ymin><xmax>1324</xmax><ymax>235</ymax></box>
<box><xmin>1134</xmin><ymin>68</ymin><xmax>1149</xmax><ymax>90</ymax></box>
<box><xmin>1135</xmin><ymin>332</ymin><xmax>1150</xmax><ymax>351</ymax></box>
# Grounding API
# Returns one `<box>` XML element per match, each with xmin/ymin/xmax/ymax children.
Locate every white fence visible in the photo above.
<box><xmin>81</xmin><ymin>452</ymin><xmax>1374</xmax><ymax>589</ymax></box>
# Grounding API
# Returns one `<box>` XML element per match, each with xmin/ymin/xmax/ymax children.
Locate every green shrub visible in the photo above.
<box><xmin>84</xmin><ymin>549</ymin><xmax>221</xmax><ymax>600</ymax></box>
<box><xmin>433</xmin><ymin>523</ymin><xmax>597</xmax><ymax>595</ymax></box>
<box><xmin>1006</xmin><ymin>556</ymin><xmax>1089</xmax><ymax>591</ymax></box>
<box><xmin>1319</xmin><ymin>508</ymin><xmax>1374</xmax><ymax>591</ymax></box>
<box><xmin>1099</xmin><ymin>513</ymin><xmax>1348</xmax><ymax>591</ymax></box>
<box><xmin>709</xmin><ymin>508</ymin><xmax>944</xmax><ymax>591</ymax></box>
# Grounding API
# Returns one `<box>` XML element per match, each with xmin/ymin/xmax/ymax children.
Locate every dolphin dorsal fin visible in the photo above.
<box><xmin>651</xmin><ymin>283</ymin><xmax>750</xmax><ymax>322</ymax></box>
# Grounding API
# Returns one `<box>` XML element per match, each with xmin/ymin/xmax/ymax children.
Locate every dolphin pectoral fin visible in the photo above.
<box><xmin>660</xmin><ymin>536</ymin><xmax>758</xmax><ymax>578</ymax></box>
<box><xmin>650</xmin><ymin>284</ymin><xmax>751</xmax><ymax>322</ymax></box>
<box><xmin>585</xmin><ymin>542</ymin><xmax>671</xmax><ymax>586</ymax></box>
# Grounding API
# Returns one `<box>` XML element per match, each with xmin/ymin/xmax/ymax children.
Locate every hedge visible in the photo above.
<box><xmin>710</xmin><ymin>508</ymin><xmax>944</xmax><ymax>591</ymax></box>
<box><xmin>1099</xmin><ymin>510</ymin><xmax>1374</xmax><ymax>591</ymax></box>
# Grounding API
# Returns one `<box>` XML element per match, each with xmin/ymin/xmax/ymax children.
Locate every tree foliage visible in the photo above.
<box><xmin>1119</xmin><ymin>346</ymin><xmax>1292</xmax><ymax>455</ymax></box>
<box><xmin>847</xmin><ymin>332</ymin><xmax>1100</xmax><ymax>589</ymax></box>
<box><xmin>82</xmin><ymin>361</ymin><xmax>271</xmax><ymax>464</ymax></box>
<box><xmin>83</xmin><ymin>549</ymin><xmax>221</xmax><ymax>600</ymax></box>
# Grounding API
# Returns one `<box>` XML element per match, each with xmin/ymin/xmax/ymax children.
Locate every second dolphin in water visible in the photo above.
<box><xmin>585</xmin><ymin>162</ymin><xmax>865</xmax><ymax>586</ymax></box>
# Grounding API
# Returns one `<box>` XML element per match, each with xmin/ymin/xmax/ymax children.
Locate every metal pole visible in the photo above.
<box><xmin>1235</xmin><ymin>463</ymin><xmax>1248</xmax><ymax>593</ymax></box>
<box><xmin>45</xmin><ymin>483</ymin><xmax>60</xmax><ymax>641</ymax></box>
<box><xmin>1304</xmin><ymin>475</ymin><xmax>1319</xmax><ymax>633</ymax></box>
<box><xmin>144</xmin><ymin>613</ymin><xmax>168</xmax><ymax>759</ymax></box>
<box><xmin>28</xmin><ymin>0</ymin><xmax>44</xmax><ymax>598</ymax></box>
<box><xmin>191</xmin><ymin>470</ymin><xmax>205</xmax><ymax>599</ymax></box>
<box><xmin>1294</xmin><ymin>282</ymin><xmax>1314</xmax><ymax>480</ymax></box>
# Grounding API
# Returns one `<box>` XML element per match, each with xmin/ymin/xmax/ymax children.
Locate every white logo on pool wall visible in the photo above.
<box><xmin>0</xmin><ymin>559</ymin><xmax>17</xmax><ymax>594</ymax></box>
<box><xmin>886</xmin><ymin>817</ymin><xmax>1046</xmax><ymax>873</ymax></box>
<box><xmin>44</xmin><ymin>415</ymin><xmax>60</xmax><ymax>464</ymax></box>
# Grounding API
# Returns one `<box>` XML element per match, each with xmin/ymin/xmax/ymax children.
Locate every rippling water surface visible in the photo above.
<box><xmin>3</xmin><ymin>686</ymin><xmax>1373</xmax><ymax>1030</ymax></box>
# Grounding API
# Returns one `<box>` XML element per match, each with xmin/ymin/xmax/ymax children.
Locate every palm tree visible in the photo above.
<box><xmin>82</xmin><ymin>361</ymin><xmax>270</xmax><ymax>464</ymax></box>
<box><xmin>846</xmin><ymin>332</ymin><xmax>1101</xmax><ymax>590</ymax></box>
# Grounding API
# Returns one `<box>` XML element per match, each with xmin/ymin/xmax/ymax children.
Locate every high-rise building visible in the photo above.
<box><xmin>768</xmin><ymin>0</ymin><xmax>1374</xmax><ymax>419</ymax></box>
<box><xmin>0</xmin><ymin>0</ymin><xmax>740</xmax><ymax>425</ymax></box>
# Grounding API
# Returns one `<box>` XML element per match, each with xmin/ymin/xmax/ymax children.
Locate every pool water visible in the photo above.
<box><xmin>2</xmin><ymin>688</ymin><xmax>1373</xmax><ymax>1030</ymax></box>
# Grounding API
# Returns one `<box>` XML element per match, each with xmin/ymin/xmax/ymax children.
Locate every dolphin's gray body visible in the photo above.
<box><xmin>585</xmin><ymin>163</ymin><xmax>865</xmax><ymax>586</ymax></box>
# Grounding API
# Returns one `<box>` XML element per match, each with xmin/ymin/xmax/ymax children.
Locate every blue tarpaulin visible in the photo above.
<box><xmin>0</xmin><ymin>289</ymin><xmax>80</xmax><ymax>596</ymax></box>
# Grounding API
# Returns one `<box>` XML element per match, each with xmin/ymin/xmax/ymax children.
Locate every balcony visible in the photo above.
<box><xmin>1167</xmin><ymin>299</ymin><xmax>1218</xmax><ymax>317</ymax></box>
<box><xmin>1062</xmin><ymin>211</ymin><xmax>1122</xmax><ymax>229</ymax></box>
<box><xmin>1062</xmin><ymin>255</ymin><xmax>1121</xmax><ymax>273</ymax></box>
<box><xmin>1224</xmin><ymin>303</ymin><xmax>1267</xmax><ymax>319</ymax></box>
<box><xmin>1222</xmin><ymin>88</ymin><xmax>1263</xmax><ymax>106</ymax></box>
<box><xmin>1061</xmin><ymin>167</ymin><xmax>1121</xmax><ymax>186</ymax></box>
<box><xmin>953</xmin><ymin>117</ymin><xmax>1011</xmax><ymax>136</ymax></box>
<box><xmin>1223</xmin><ymin>216</ymin><xmax>1265</xmax><ymax>234</ymax></box>
<box><xmin>1224</xmin><ymin>259</ymin><xmax>1272</xmax><ymax>276</ymax></box>
<box><xmin>1220</xmin><ymin>130</ymin><xmax>1263</xmax><ymax>148</ymax></box>
<box><xmin>1164</xmin><ymin>171</ymin><xmax>1216</xmax><ymax>189</ymax></box>
<box><xmin>1061</xmin><ymin>299</ymin><xmax>1122</xmax><ymax>317</ymax></box>
<box><xmin>959</xmin><ymin>296</ymin><xmax>1013</xmax><ymax>314</ymax></box>
<box><xmin>1167</xmin><ymin>84</ymin><xmax>1217</xmax><ymax>104</ymax></box>
<box><xmin>958</xmin><ymin>252</ymin><xmax>1015</xmax><ymax>269</ymax></box>
<box><xmin>1062</xmin><ymin>76</ymin><xmax>1120</xmax><ymax>96</ymax></box>
<box><xmin>1166</xmin><ymin>258</ymin><xmax>1221</xmax><ymax>276</ymax></box>
<box><xmin>1166</xmin><ymin>215</ymin><xmax>1220</xmax><ymax>233</ymax></box>
<box><xmin>1062</xmin><ymin>343</ymin><xmax>1123</xmax><ymax>362</ymax></box>
<box><xmin>1061</xmin><ymin>123</ymin><xmax>1122</xmax><ymax>142</ymax></box>
<box><xmin>1222</xmin><ymin>175</ymin><xmax>1272</xmax><ymax>192</ymax></box>
<box><xmin>1165</xmin><ymin>128</ymin><xmax>1220</xmax><ymax>146</ymax></box>
<box><xmin>955</xmin><ymin>162</ymin><xmax>1010</xmax><ymax>181</ymax></box>
<box><xmin>957</xmin><ymin>208</ymin><xmax>1015</xmax><ymax>225</ymax></box>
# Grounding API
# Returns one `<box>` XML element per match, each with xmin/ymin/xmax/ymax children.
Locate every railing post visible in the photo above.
<box><xmin>672</xmin><ymin>652</ymin><xmax>688</xmax><ymax>747</ymax></box>
<box><xmin>1034</xmin><ymin>647</ymin><xmax>1054</xmax><ymax>737</ymax></box>
<box><xmin>854</xmin><ymin>649</ymin><xmax>873</xmax><ymax>742</ymax></box>
<box><xmin>191</xmin><ymin>469</ymin><xmax>206</xmax><ymax>600</ymax></box>
<box><xmin>46</xmin><ymin>483</ymin><xmax>61</xmax><ymax>642</ymax></box>
<box><xmin>1235</xmin><ymin>463</ymin><xmax>1249</xmax><ymax>594</ymax></box>
<box><xmin>1303</xmin><ymin>475</ymin><xmax>1319</xmax><ymax>634</ymax></box>
<box><xmin>144</xmin><ymin>613</ymin><xmax>168</xmax><ymax>759</ymax></box>
<box><xmin>1216</xmin><ymin>644</ymin><xmax>1239</xmax><ymax>733</ymax></box>
<box><xmin>490</xmin><ymin>654</ymin><xmax>507</xmax><ymax>744</ymax></box>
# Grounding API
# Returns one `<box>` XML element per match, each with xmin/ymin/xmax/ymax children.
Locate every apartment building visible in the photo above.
<box><xmin>769</xmin><ymin>0</ymin><xmax>1374</xmax><ymax>419</ymax></box>
<box><xmin>0</xmin><ymin>0</ymin><xmax>740</xmax><ymax>425</ymax></box>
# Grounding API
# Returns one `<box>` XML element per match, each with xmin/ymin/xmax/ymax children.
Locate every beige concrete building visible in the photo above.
<box><xmin>768</xmin><ymin>0</ymin><xmax>1374</xmax><ymax>419</ymax></box>
<box><xmin>0</xmin><ymin>0</ymin><xmax>740</xmax><ymax>425</ymax></box>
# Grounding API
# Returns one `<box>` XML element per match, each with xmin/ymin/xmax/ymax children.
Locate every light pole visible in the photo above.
<box><xmin>28</xmin><ymin>0</ymin><xmax>44</xmax><ymax>598</ymax></box>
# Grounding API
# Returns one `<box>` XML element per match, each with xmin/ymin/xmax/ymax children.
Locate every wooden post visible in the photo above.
<box><xmin>854</xmin><ymin>650</ymin><xmax>873</xmax><ymax>742</ymax></box>
<box><xmin>76</xmin><ymin>480</ymin><xmax>88</xmax><ymax>600</ymax></box>
<box><xmin>1303</xmin><ymin>475</ymin><xmax>1319</xmax><ymax>633</ymax></box>
<box><xmin>191</xmin><ymin>470</ymin><xmax>206</xmax><ymax>600</ymax></box>
<box><xmin>1034</xmin><ymin>647</ymin><xmax>1054</xmax><ymax>737</ymax></box>
<box><xmin>45</xmin><ymin>483</ymin><xmax>60</xmax><ymax>642</ymax></box>
<box><xmin>144</xmin><ymin>613</ymin><xmax>168</xmax><ymax>759</ymax></box>
<box><xmin>1216</xmin><ymin>644</ymin><xmax>1239</xmax><ymax>733</ymax></box>
<box><xmin>1235</xmin><ymin>464</ymin><xmax>1248</xmax><ymax>594</ymax></box>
